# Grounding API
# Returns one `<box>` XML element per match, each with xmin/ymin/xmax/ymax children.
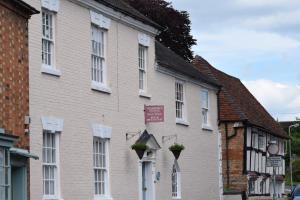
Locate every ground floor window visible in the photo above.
<box><xmin>43</xmin><ymin>131</ymin><xmax>59</xmax><ymax>198</ymax></box>
<box><xmin>93</xmin><ymin>137</ymin><xmax>109</xmax><ymax>197</ymax></box>
<box><xmin>0</xmin><ymin>148</ymin><xmax>10</xmax><ymax>200</ymax></box>
<box><xmin>260</xmin><ymin>180</ymin><xmax>266</xmax><ymax>194</ymax></box>
<box><xmin>248</xmin><ymin>179</ymin><xmax>255</xmax><ymax>195</ymax></box>
<box><xmin>172</xmin><ymin>161</ymin><xmax>181</xmax><ymax>198</ymax></box>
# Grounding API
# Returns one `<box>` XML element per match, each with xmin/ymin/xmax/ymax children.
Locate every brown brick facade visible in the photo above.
<box><xmin>0</xmin><ymin>0</ymin><xmax>31</xmax><ymax>149</ymax></box>
<box><xmin>220</xmin><ymin>122</ymin><xmax>248</xmax><ymax>193</ymax></box>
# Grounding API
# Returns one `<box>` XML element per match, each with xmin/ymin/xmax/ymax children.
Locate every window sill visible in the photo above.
<box><xmin>91</xmin><ymin>81</ymin><xmax>112</xmax><ymax>94</ymax></box>
<box><xmin>176</xmin><ymin>119</ymin><xmax>189</xmax><ymax>126</ymax></box>
<box><xmin>139</xmin><ymin>91</ymin><xmax>152</xmax><ymax>99</ymax></box>
<box><xmin>94</xmin><ymin>195</ymin><xmax>113</xmax><ymax>200</ymax></box>
<box><xmin>43</xmin><ymin>196</ymin><xmax>61</xmax><ymax>200</ymax></box>
<box><xmin>172</xmin><ymin>197</ymin><xmax>182</xmax><ymax>200</ymax></box>
<box><xmin>41</xmin><ymin>65</ymin><xmax>61</xmax><ymax>77</ymax></box>
<box><xmin>202</xmin><ymin>125</ymin><xmax>213</xmax><ymax>131</ymax></box>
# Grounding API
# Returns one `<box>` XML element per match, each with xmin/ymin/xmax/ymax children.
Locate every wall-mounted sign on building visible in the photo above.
<box><xmin>267</xmin><ymin>156</ymin><xmax>282</xmax><ymax>167</ymax></box>
<box><xmin>144</xmin><ymin>105</ymin><xmax>164</xmax><ymax>123</ymax></box>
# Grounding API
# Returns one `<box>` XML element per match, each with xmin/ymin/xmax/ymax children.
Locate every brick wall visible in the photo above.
<box><xmin>0</xmin><ymin>2</ymin><xmax>30</xmax><ymax>149</ymax></box>
<box><xmin>221</xmin><ymin>122</ymin><xmax>248</xmax><ymax>192</ymax></box>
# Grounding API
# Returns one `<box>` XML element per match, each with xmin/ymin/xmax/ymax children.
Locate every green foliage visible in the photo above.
<box><xmin>131</xmin><ymin>143</ymin><xmax>148</xmax><ymax>150</ymax></box>
<box><xmin>281</xmin><ymin>120</ymin><xmax>300</xmax><ymax>184</ymax></box>
<box><xmin>169</xmin><ymin>143</ymin><xmax>185</xmax><ymax>152</ymax></box>
<box><xmin>124</xmin><ymin>0</ymin><xmax>197</xmax><ymax>61</ymax></box>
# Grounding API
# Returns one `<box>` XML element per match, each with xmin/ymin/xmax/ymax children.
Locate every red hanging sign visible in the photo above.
<box><xmin>144</xmin><ymin>105</ymin><xmax>164</xmax><ymax>123</ymax></box>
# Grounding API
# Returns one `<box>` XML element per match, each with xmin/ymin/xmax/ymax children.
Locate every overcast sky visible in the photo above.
<box><xmin>170</xmin><ymin>0</ymin><xmax>300</xmax><ymax>121</ymax></box>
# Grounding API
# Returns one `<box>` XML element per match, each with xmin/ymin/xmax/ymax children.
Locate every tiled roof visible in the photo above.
<box><xmin>193</xmin><ymin>56</ymin><xmax>288</xmax><ymax>139</ymax></box>
<box><xmin>94</xmin><ymin>0</ymin><xmax>161</xmax><ymax>29</ymax></box>
<box><xmin>155</xmin><ymin>41</ymin><xmax>221</xmax><ymax>88</ymax></box>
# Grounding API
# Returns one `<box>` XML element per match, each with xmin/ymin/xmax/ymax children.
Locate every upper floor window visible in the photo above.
<box><xmin>201</xmin><ymin>90</ymin><xmax>209</xmax><ymax>126</ymax></box>
<box><xmin>91</xmin><ymin>25</ymin><xmax>106</xmax><ymax>85</ymax></box>
<box><xmin>42</xmin><ymin>10</ymin><xmax>55</xmax><ymax>67</ymax></box>
<box><xmin>93</xmin><ymin>137</ymin><xmax>109</xmax><ymax>198</ymax></box>
<box><xmin>172</xmin><ymin>161</ymin><xmax>181</xmax><ymax>198</ymax></box>
<box><xmin>138</xmin><ymin>44</ymin><xmax>147</xmax><ymax>92</ymax></box>
<box><xmin>43</xmin><ymin>131</ymin><xmax>59</xmax><ymax>199</ymax></box>
<box><xmin>0</xmin><ymin>148</ymin><xmax>10</xmax><ymax>200</ymax></box>
<box><xmin>175</xmin><ymin>81</ymin><xmax>185</xmax><ymax>121</ymax></box>
<box><xmin>252</xmin><ymin>133</ymin><xmax>258</xmax><ymax>149</ymax></box>
<box><xmin>258</xmin><ymin>134</ymin><xmax>265</xmax><ymax>150</ymax></box>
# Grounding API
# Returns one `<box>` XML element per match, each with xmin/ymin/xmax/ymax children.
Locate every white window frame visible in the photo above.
<box><xmin>93</xmin><ymin>137</ymin><xmax>111</xmax><ymax>200</ymax></box>
<box><xmin>171</xmin><ymin>161</ymin><xmax>181</xmax><ymax>199</ymax></box>
<box><xmin>0</xmin><ymin>148</ymin><xmax>10</xmax><ymax>200</ymax></box>
<box><xmin>138</xmin><ymin>44</ymin><xmax>147</xmax><ymax>93</ymax></box>
<box><xmin>201</xmin><ymin>89</ymin><xmax>210</xmax><ymax>129</ymax></box>
<box><xmin>42</xmin><ymin>9</ymin><xmax>54</xmax><ymax>68</ymax></box>
<box><xmin>258</xmin><ymin>134</ymin><xmax>265</xmax><ymax>150</ymax></box>
<box><xmin>175</xmin><ymin>80</ymin><xmax>187</xmax><ymax>124</ymax></box>
<box><xmin>41</xmin><ymin>9</ymin><xmax>62</xmax><ymax>77</ymax></box>
<box><xmin>42</xmin><ymin>131</ymin><xmax>60</xmax><ymax>200</ymax></box>
<box><xmin>91</xmin><ymin>25</ymin><xmax>110</xmax><ymax>93</ymax></box>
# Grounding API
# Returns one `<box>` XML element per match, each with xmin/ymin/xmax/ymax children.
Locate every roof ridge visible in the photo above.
<box><xmin>194</xmin><ymin>55</ymin><xmax>240</xmax><ymax>81</ymax></box>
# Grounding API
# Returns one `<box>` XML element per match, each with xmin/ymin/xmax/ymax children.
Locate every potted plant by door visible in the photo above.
<box><xmin>131</xmin><ymin>143</ymin><xmax>149</xmax><ymax>160</ymax></box>
<box><xmin>169</xmin><ymin>143</ymin><xmax>185</xmax><ymax>160</ymax></box>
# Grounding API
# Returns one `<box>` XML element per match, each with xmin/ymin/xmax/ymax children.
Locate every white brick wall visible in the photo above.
<box><xmin>26</xmin><ymin>0</ymin><xmax>221</xmax><ymax>199</ymax></box>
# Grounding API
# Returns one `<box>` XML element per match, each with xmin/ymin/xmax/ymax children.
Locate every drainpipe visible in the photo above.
<box><xmin>225</xmin><ymin>122</ymin><xmax>238</xmax><ymax>188</ymax></box>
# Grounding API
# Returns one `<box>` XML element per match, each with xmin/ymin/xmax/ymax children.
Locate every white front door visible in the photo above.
<box><xmin>142</xmin><ymin>161</ymin><xmax>153</xmax><ymax>200</ymax></box>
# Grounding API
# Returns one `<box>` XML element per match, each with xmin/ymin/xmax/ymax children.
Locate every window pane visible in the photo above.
<box><xmin>93</xmin><ymin>137</ymin><xmax>107</xmax><ymax>195</ymax></box>
<box><xmin>138</xmin><ymin>45</ymin><xmax>147</xmax><ymax>90</ymax></box>
<box><xmin>91</xmin><ymin>26</ymin><xmax>105</xmax><ymax>83</ymax></box>
<box><xmin>0</xmin><ymin>149</ymin><xmax>3</xmax><ymax>166</ymax></box>
<box><xmin>0</xmin><ymin>187</ymin><xmax>4</xmax><ymax>200</ymax></box>
<box><xmin>201</xmin><ymin>90</ymin><xmax>208</xmax><ymax>108</ymax></box>
<box><xmin>43</xmin><ymin>132</ymin><xmax>57</xmax><ymax>196</ymax></box>
<box><xmin>202</xmin><ymin>109</ymin><xmax>208</xmax><ymax>125</ymax></box>
<box><xmin>175</xmin><ymin>82</ymin><xmax>184</xmax><ymax>119</ymax></box>
<box><xmin>172</xmin><ymin>164</ymin><xmax>178</xmax><ymax>197</ymax></box>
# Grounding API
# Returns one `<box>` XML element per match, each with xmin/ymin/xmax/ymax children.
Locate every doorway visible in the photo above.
<box><xmin>142</xmin><ymin>161</ymin><xmax>153</xmax><ymax>200</ymax></box>
<box><xmin>11</xmin><ymin>166</ymin><xmax>27</xmax><ymax>200</ymax></box>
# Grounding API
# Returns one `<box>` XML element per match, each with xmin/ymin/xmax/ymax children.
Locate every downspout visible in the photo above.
<box><xmin>225</xmin><ymin>123</ymin><xmax>230</xmax><ymax>188</ymax></box>
<box><xmin>225</xmin><ymin>122</ymin><xmax>238</xmax><ymax>188</ymax></box>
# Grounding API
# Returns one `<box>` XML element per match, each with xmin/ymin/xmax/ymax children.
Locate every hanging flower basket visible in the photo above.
<box><xmin>131</xmin><ymin>143</ymin><xmax>149</xmax><ymax>160</ymax></box>
<box><xmin>169</xmin><ymin>143</ymin><xmax>185</xmax><ymax>160</ymax></box>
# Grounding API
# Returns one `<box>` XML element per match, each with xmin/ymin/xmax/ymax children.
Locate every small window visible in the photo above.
<box><xmin>175</xmin><ymin>81</ymin><xmax>185</xmax><ymax>120</ymax></box>
<box><xmin>172</xmin><ymin>161</ymin><xmax>181</xmax><ymax>198</ymax></box>
<box><xmin>93</xmin><ymin>137</ymin><xmax>109</xmax><ymax>197</ymax></box>
<box><xmin>248</xmin><ymin>179</ymin><xmax>255</xmax><ymax>194</ymax></box>
<box><xmin>91</xmin><ymin>25</ymin><xmax>106</xmax><ymax>85</ymax></box>
<box><xmin>42</xmin><ymin>10</ymin><xmax>55</xmax><ymax>67</ymax></box>
<box><xmin>201</xmin><ymin>90</ymin><xmax>209</xmax><ymax>126</ymax></box>
<box><xmin>252</xmin><ymin>133</ymin><xmax>258</xmax><ymax>149</ymax></box>
<box><xmin>260</xmin><ymin>180</ymin><xmax>265</xmax><ymax>194</ymax></box>
<box><xmin>42</xmin><ymin>131</ymin><xmax>59</xmax><ymax>198</ymax></box>
<box><xmin>0</xmin><ymin>148</ymin><xmax>10</xmax><ymax>200</ymax></box>
<box><xmin>138</xmin><ymin>44</ymin><xmax>147</xmax><ymax>92</ymax></box>
<box><xmin>258</xmin><ymin>134</ymin><xmax>265</xmax><ymax>150</ymax></box>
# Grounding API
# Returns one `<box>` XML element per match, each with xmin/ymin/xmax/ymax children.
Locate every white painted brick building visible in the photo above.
<box><xmin>25</xmin><ymin>0</ymin><xmax>222</xmax><ymax>199</ymax></box>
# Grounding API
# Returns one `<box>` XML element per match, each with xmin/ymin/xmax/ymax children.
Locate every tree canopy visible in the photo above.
<box><xmin>124</xmin><ymin>0</ymin><xmax>197</xmax><ymax>61</ymax></box>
